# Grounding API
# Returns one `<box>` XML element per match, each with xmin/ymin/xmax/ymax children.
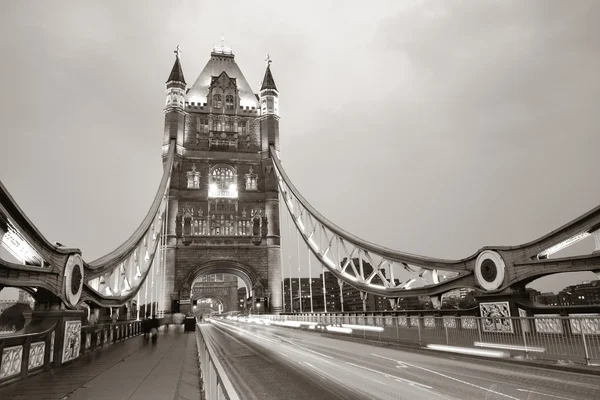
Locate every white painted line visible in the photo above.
<box><xmin>516</xmin><ymin>389</ymin><xmax>576</xmax><ymax>400</ymax></box>
<box><xmin>371</xmin><ymin>353</ymin><xmax>408</xmax><ymax>368</ymax></box>
<box><xmin>344</xmin><ymin>362</ymin><xmax>432</xmax><ymax>389</ymax></box>
<box><xmin>397</xmin><ymin>360</ymin><xmax>520</xmax><ymax>400</ymax></box>
<box><xmin>301</xmin><ymin>347</ymin><xmax>334</xmax><ymax>360</ymax></box>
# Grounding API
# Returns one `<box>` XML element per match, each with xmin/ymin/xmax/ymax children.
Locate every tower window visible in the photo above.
<box><xmin>238</xmin><ymin>120</ymin><xmax>247</xmax><ymax>135</ymax></box>
<box><xmin>209</xmin><ymin>165</ymin><xmax>238</xmax><ymax>198</ymax></box>
<box><xmin>213</xmin><ymin>94</ymin><xmax>222</xmax><ymax>108</ymax></box>
<box><xmin>198</xmin><ymin>118</ymin><xmax>208</xmax><ymax>133</ymax></box>
<box><xmin>245</xmin><ymin>166</ymin><xmax>258</xmax><ymax>191</ymax></box>
<box><xmin>261</xmin><ymin>99</ymin><xmax>267</xmax><ymax>114</ymax></box>
<box><xmin>225</xmin><ymin>95</ymin><xmax>234</xmax><ymax>109</ymax></box>
<box><xmin>187</xmin><ymin>164</ymin><xmax>201</xmax><ymax>189</ymax></box>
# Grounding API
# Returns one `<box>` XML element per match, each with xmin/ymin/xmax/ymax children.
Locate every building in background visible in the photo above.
<box><xmin>557</xmin><ymin>281</ymin><xmax>600</xmax><ymax>306</ymax></box>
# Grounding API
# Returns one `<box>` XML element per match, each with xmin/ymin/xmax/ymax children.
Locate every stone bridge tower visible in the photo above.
<box><xmin>161</xmin><ymin>41</ymin><xmax>282</xmax><ymax>314</ymax></box>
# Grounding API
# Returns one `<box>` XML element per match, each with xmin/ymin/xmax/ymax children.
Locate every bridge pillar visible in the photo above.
<box><xmin>163</xmin><ymin>189</ymin><xmax>179</xmax><ymax>313</ymax></box>
<box><xmin>264</xmin><ymin>168</ymin><xmax>282</xmax><ymax>314</ymax></box>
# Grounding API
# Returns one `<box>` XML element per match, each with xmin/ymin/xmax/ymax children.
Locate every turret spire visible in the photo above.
<box><xmin>167</xmin><ymin>45</ymin><xmax>186</xmax><ymax>84</ymax></box>
<box><xmin>260</xmin><ymin>55</ymin><xmax>277</xmax><ymax>91</ymax></box>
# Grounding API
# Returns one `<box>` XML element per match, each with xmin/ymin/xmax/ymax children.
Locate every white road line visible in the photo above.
<box><xmin>371</xmin><ymin>353</ymin><xmax>409</xmax><ymax>368</ymax></box>
<box><xmin>389</xmin><ymin>359</ymin><xmax>520</xmax><ymax>400</ymax></box>
<box><xmin>516</xmin><ymin>389</ymin><xmax>576</xmax><ymax>400</ymax></box>
<box><xmin>300</xmin><ymin>347</ymin><xmax>335</xmax><ymax>360</ymax></box>
<box><xmin>344</xmin><ymin>362</ymin><xmax>432</xmax><ymax>389</ymax></box>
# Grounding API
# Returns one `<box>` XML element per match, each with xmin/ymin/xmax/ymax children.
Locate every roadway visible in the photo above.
<box><xmin>204</xmin><ymin>318</ymin><xmax>600</xmax><ymax>400</ymax></box>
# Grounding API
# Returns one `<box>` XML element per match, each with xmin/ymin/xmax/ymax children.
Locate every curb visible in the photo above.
<box><xmin>320</xmin><ymin>332</ymin><xmax>600</xmax><ymax>377</ymax></box>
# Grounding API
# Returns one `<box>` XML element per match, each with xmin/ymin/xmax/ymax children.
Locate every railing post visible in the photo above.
<box><xmin>444</xmin><ymin>322</ymin><xmax>449</xmax><ymax>345</ymax></box>
<box><xmin>395</xmin><ymin>316</ymin><xmax>400</xmax><ymax>342</ymax></box>
<box><xmin>521</xmin><ymin>319</ymin><xmax>529</xmax><ymax>358</ymax></box>
<box><xmin>417</xmin><ymin>317</ymin><xmax>422</xmax><ymax>345</ymax></box>
<box><xmin>581</xmin><ymin>327</ymin><xmax>591</xmax><ymax>366</ymax></box>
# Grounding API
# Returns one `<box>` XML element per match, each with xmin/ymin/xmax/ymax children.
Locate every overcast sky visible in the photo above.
<box><xmin>1</xmin><ymin>0</ymin><xmax>599</xmax><ymax>294</ymax></box>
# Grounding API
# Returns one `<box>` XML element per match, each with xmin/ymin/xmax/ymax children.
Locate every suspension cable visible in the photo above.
<box><xmin>296</xmin><ymin>220</ymin><xmax>302</xmax><ymax>313</ymax></box>
<box><xmin>308</xmin><ymin>245</ymin><xmax>313</xmax><ymax>313</ymax></box>
<box><xmin>322</xmin><ymin>266</ymin><xmax>327</xmax><ymax>313</ymax></box>
<box><xmin>287</xmin><ymin>208</ymin><xmax>293</xmax><ymax>312</ymax></box>
<box><xmin>279</xmin><ymin>191</ymin><xmax>286</xmax><ymax>314</ymax></box>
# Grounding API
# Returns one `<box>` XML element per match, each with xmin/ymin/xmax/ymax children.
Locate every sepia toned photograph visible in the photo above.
<box><xmin>1</xmin><ymin>1</ymin><xmax>599</xmax><ymax>399</ymax></box>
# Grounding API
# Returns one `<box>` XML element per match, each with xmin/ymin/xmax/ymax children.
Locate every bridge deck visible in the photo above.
<box><xmin>0</xmin><ymin>325</ymin><xmax>200</xmax><ymax>400</ymax></box>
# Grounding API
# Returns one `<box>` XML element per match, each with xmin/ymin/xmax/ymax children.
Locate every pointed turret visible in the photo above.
<box><xmin>260</xmin><ymin>63</ymin><xmax>277</xmax><ymax>91</ymax></box>
<box><xmin>167</xmin><ymin>48</ymin><xmax>186</xmax><ymax>85</ymax></box>
<box><xmin>259</xmin><ymin>54</ymin><xmax>280</xmax><ymax>152</ymax></box>
<box><xmin>163</xmin><ymin>45</ymin><xmax>186</xmax><ymax>159</ymax></box>
<box><xmin>259</xmin><ymin>55</ymin><xmax>279</xmax><ymax>118</ymax></box>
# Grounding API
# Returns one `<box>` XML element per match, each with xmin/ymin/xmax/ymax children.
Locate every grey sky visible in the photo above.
<box><xmin>1</xmin><ymin>0</ymin><xmax>599</xmax><ymax>293</ymax></box>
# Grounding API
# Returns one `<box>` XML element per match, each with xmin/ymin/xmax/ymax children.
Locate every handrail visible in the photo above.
<box><xmin>197</xmin><ymin>322</ymin><xmax>241</xmax><ymax>400</ymax></box>
<box><xmin>86</xmin><ymin>139</ymin><xmax>175</xmax><ymax>269</ymax></box>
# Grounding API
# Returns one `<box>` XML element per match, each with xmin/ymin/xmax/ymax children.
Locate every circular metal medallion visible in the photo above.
<box><xmin>64</xmin><ymin>253</ymin><xmax>84</xmax><ymax>307</ymax></box>
<box><xmin>474</xmin><ymin>250</ymin><xmax>506</xmax><ymax>291</ymax></box>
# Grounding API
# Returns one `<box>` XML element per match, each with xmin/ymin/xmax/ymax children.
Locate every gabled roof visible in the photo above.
<box><xmin>210</xmin><ymin>71</ymin><xmax>237</xmax><ymax>88</ymax></box>
<box><xmin>167</xmin><ymin>56</ymin><xmax>186</xmax><ymax>85</ymax></box>
<box><xmin>260</xmin><ymin>64</ymin><xmax>277</xmax><ymax>91</ymax></box>
<box><xmin>186</xmin><ymin>53</ymin><xmax>258</xmax><ymax>108</ymax></box>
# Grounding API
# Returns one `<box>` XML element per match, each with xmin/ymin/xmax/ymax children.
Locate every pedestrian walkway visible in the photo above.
<box><xmin>0</xmin><ymin>325</ymin><xmax>201</xmax><ymax>400</ymax></box>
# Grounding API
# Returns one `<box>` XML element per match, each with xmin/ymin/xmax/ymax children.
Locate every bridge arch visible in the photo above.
<box><xmin>180</xmin><ymin>260</ymin><xmax>262</xmax><ymax>300</ymax></box>
<box><xmin>193</xmin><ymin>296</ymin><xmax>226</xmax><ymax>314</ymax></box>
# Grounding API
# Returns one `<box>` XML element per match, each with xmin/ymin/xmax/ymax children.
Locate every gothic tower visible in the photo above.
<box><xmin>161</xmin><ymin>41</ymin><xmax>282</xmax><ymax>314</ymax></box>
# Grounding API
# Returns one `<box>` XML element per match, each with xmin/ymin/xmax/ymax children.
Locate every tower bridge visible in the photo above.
<box><xmin>0</xmin><ymin>42</ymin><xmax>599</xmax><ymax>399</ymax></box>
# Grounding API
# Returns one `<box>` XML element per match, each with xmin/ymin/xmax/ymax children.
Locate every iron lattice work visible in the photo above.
<box><xmin>269</xmin><ymin>146</ymin><xmax>600</xmax><ymax>298</ymax></box>
<box><xmin>0</xmin><ymin>140</ymin><xmax>177</xmax><ymax>308</ymax></box>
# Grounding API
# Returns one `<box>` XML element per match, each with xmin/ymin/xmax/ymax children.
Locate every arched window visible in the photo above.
<box><xmin>225</xmin><ymin>95</ymin><xmax>234</xmax><ymax>109</ymax></box>
<box><xmin>261</xmin><ymin>98</ymin><xmax>267</xmax><ymax>114</ymax></box>
<box><xmin>187</xmin><ymin>164</ymin><xmax>201</xmax><ymax>189</ymax></box>
<box><xmin>245</xmin><ymin>166</ymin><xmax>258</xmax><ymax>191</ymax></box>
<box><xmin>213</xmin><ymin>94</ymin><xmax>222</xmax><ymax>108</ymax></box>
<box><xmin>209</xmin><ymin>165</ymin><xmax>238</xmax><ymax>198</ymax></box>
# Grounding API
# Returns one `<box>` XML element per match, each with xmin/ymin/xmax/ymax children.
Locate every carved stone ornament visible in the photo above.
<box><xmin>62</xmin><ymin>320</ymin><xmax>81</xmax><ymax>364</ymax></box>
<box><xmin>64</xmin><ymin>253</ymin><xmax>84</xmax><ymax>307</ymax></box>
<box><xmin>479</xmin><ymin>301</ymin><xmax>514</xmax><ymax>333</ymax></box>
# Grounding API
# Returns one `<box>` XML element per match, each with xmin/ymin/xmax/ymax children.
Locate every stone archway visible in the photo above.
<box><xmin>193</xmin><ymin>296</ymin><xmax>226</xmax><ymax>315</ymax></box>
<box><xmin>179</xmin><ymin>260</ymin><xmax>265</xmax><ymax>314</ymax></box>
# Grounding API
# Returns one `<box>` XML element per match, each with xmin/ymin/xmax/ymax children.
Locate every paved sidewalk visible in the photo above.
<box><xmin>0</xmin><ymin>325</ymin><xmax>201</xmax><ymax>400</ymax></box>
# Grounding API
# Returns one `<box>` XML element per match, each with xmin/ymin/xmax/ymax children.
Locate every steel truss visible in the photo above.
<box><xmin>269</xmin><ymin>146</ymin><xmax>600</xmax><ymax>299</ymax></box>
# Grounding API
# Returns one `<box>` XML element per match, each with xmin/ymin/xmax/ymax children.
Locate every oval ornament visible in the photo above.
<box><xmin>475</xmin><ymin>250</ymin><xmax>506</xmax><ymax>291</ymax></box>
<box><xmin>64</xmin><ymin>253</ymin><xmax>84</xmax><ymax>307</ymax></box>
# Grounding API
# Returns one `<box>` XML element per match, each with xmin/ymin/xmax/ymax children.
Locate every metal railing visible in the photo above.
<box><xmin>196</xmin><ymin>322</ymin><xmax>240</xmax><ymax>400</ymax></box>
<box><xmin>257</xmin><ymin>314</ymin><xmax>600</xmax><ymax>366</ymax></box>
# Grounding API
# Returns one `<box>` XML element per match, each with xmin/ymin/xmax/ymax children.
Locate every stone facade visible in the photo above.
<box><xmin>161</xmin><ymin>44</ymin><xmax>282</xmax><ymax>314</ymax></box>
